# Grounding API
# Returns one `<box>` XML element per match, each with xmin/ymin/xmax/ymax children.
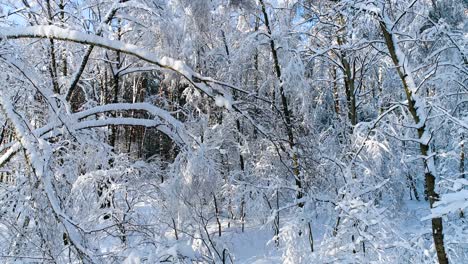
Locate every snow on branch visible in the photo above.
<box><xmin>0</xmin><ymin>96</ymin><xmax>96</xmax><ymax>262</ymax></box>
<box><xmin>422</xmin><ymin>179</ymin><xmax>468</xmax><ymax>220</ymax></box>
<box><xmin>72</xmin><ymin>103</ymin><xmax>190</xmax><ymax>146</ymax></box>
<box><xmin>432</xmin><ymin>105</ymin><xmax>468</xmax><ymax>130</ymax></box>
<box><xmin>0</xmin><ymin>26</ymin><xmax>278</xmax><ymax>140</ymax></box>
<box><xmin>74</xmin><ymin>103</ymin><xmax>181</xmax><ymax>127</ymax></box>
<box><xmin>0</xmin><ymin>25</ymin><xmax>232</xmax><ymax>106</ymax></box>
<box><xmin>73</xmin><ymin>117</ymin><xmax>183</xmax><ymax>146</ymax></box>
<box><xmin>0</xmin><ymin>102</ymin><xmax>190</xmax><ymax>168</ymax></box>
<box><xmin>0</xmin><ymin>142</ymin><xmax>20</xmax><ymax>167</ymax></box>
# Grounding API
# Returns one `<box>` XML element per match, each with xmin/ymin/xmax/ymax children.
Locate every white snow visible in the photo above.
<box><xmin>215</xmin><ymin>95</ymin><xmax>233</xmax><ymax>110</ymax></box>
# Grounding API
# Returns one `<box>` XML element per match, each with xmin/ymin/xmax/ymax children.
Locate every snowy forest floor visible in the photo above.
<box><xmin>119</xmin><ymin>198</ymin><xmax>441</xmax><ymax>263</ymax></box>
<box><xmin>227</xmin><ymin>199</ymin><xmax>432</xmax><ymax>263</ymax></box>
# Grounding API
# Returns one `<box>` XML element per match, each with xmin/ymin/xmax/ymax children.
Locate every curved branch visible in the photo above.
<box><xmin>0</xmin><ymin>25</ymin><xmax>224</xmax><ymax>98</ymax></box>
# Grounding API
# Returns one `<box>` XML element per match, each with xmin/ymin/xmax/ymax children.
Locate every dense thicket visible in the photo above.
<box><xmin>0</xmin><ymin>0</ymin><xmax>466</xmax><ymax>263</ymax></box>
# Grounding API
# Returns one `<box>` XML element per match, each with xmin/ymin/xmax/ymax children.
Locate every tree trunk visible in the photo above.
<box><xmin>379</xmin><ymin>20</ymin><xmax>449</xmax><ymax>264</ymax></box>
<box><xmin>331</xmin><ymin>66</ymin><xmax>340</xmax><ymax>115</ymax></box>
<box><xmin>259</xmin><ymin>0</ymin><xmax>303</xmax><ymax>206</ymax></box>
<box><xmin>213</xmin><ymin>194</ymin><xmax>222</xmax><ymax>237</ymax></box>
<box><xmin>108</xmin><ymin>20</ymin><xmax>122</xmax><ymax>152</ymax></box>
<box><xmin>336</xmin><ymin>39</ymin><xmax>357</xmax><ymax>126</ymax></box>
<box><xmin>46</xmin><ymin>0</ymin><xmax>60</xmax><ymax>94</ymax></box>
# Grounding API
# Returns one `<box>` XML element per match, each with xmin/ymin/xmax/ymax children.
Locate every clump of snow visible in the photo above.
<box><xmin>123</xmin><ymin>251</ymin><xmax>141</xmax><ymax>264</ymax></box>
<box><xmin>215</xmin><ymin>94</ymin><xmax>233</xmax><ymax>110</ymax></box>
<box><xmin>422</xmin><ymin>178</ymin><xmax>468</xmax><ymax>220</ymax></box>
<box><xmin>237</xmin><ymin>15</ymin><xmax>251</xmax><ymax>33</ymax></box>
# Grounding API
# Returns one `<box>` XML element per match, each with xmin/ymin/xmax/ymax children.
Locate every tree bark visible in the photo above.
<box><xmin>336</xmin><ymin>35</ymin><xmax>357</xmax><ymax>126</ymax></box>
<box><xmin>379</xmin><ymin>20</ymin><xmax>449</xmax><ymax>264</ymax></box>
<box><xmin>259</xmin><ymin>0</ymin><xmax>303</xmax><ymax>206</ymax></box>
<box><xmin>66</xmin><ymin>0</ymin><xmax>129</xmax><ymax>102</ymax></box>
<box><xmin>45</xmin><ymin>0</ymin><xmax>60</xmax><ymax>94</ymax></box>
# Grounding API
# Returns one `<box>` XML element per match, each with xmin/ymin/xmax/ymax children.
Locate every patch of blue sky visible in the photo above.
<box><xmin>0</xmin><ymin>3</ymin><xmax>27</xmax><ymax>25</ymax></box>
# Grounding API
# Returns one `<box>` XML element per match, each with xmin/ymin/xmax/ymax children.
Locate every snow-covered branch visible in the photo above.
<box><xmin>0</xmin><ymin>25</ymin><xmax>231</xmax><ymax>102</ymax></box>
